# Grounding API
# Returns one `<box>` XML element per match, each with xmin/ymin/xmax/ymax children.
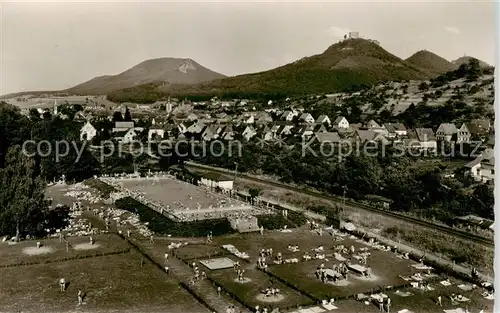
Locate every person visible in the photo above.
<box><xmin>127</xmin><ymin>229</ymin><xmax>131</xmax><ymax>237</ymax></box>
<box><xmin>89</xmin><ymin>236</ymin><xmax>94</xmax><ymax>245</ymax></box>
<box><xmin>150</xmin><ymin>235</ymin><xmax>154</xmax><ymax>244</ymax></box>
<box><xmin>165</xmin><ymin>266</ymin><xmax>169</xmax><ymax>274</ymax></box>
<box><xmin>386</xmin><ymin>297</ymin><xmax>391</xmax><ymax>313</ymax></box>
<box><xmin>59</xmin><ymin>278</ymin><xmax>66</xmax><ymax>291</ymax></box>
<box><xmin>78</xmin><ymin>290</ymin><xmax>84</xmax><ymax>305</ymax></box>
<box><xmin>437</xmin><ymin>295</ymin><xmax>442</xmax><ymax>306</ymax></box>
<box><xmin>378</xmin><ymin>297</ymin><xmax>383</xmax><ymax>312</ymax></box>
<box><xmin>165</xmin><ymin>253</ymin><xmax>169</xmax><ymax>261</ymax></box>
<box><xmin>217</xmin><ymin>286</ymin><xmax>222</xmax><ymax>296</ymax></box>
<box><xmin>37</xmin><ymin>241</ymin><xmax>41</xmax><ymax>249</ymax></box>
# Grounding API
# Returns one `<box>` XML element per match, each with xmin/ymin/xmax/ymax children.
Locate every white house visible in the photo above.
<box><xmin>80</xmin><ymin>122</ymin><xmax>97</xmax><ymax>141</ymax></box>
<box><xmin>281</xmin><ymin>111</ymin><xmax>295</xmax><ymax>122</ymax></box>
<box><xmin>465</xmin><ymin>156</ymin><xmax>494</xmax><ymax>183</ymax></box>
<box><xmin>199</xmin><ymin>172</ymin><xmax>234</xmax><ymax>191</ymax></box>
<box><xmin>242</xmin><ymin>125</ymin><xmax>257</xmax><ymax>141</ymax></box>
<box><xmin>436</xmin><ymin>123</ymin><xmax>458</xmax><ymax>142</ymax></box>
<box><xmin>299</xmin><ymin>113</ymin><xmax>315</xmax><ymax>124</ymax></box>
<box><xmin>115</xmin><ymin>129</ymin><xmax>138</xmax><ymax>143</ymax></box>
<box><xmin>333</xmin><ymin>116</ymin><xmax>349</xmax><ymax>129</ymax></box>
<box><xmin>316</xmin><ymin>115</ymin><xmax>331</xmax><ymax>126</ymax></box>
<box><xmin>148</xmin><ymin>129</ymin><xmax>165</xmax><ymax>141</ymax></box>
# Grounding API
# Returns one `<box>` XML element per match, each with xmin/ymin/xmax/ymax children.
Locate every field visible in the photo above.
<box><xmin>209</xmin><ymin>265</ymin><xmax>315</xmax><ymax>311</ymax></box>
<box><xmin>0</xmin><ymin>251</ymin><xmax>210</xmax><ymax>313</ymax></box>
<box><xmin>0</xmin><ymin>234</ymin><xmax>129</xmax><ymax>267</ymax></box>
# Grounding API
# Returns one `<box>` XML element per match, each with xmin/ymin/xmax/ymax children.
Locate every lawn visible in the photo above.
<box><xmin>328</xmin><ymin>275</ymin><xmax>493</xmax><ymax>313</ymax></box>
<box><xmin>209</xmin><ymin>266</ymin><xmax>315</xmax><ymax>311</ymax></box>
<box><xmin>0</xmin><ymin>234</ymin><xmax>129</xmax><ymax>267</ymax></box>
<box><xmin>0</xmin><ymin>252</ymin><xmax>210</xmax><ymax>313</ymax></box>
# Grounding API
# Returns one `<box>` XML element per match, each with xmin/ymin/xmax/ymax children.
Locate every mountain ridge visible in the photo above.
<box><xmin>65</xmin><ymin>57</ymin><xmax>226</xmax><ymax>95</ymax></box>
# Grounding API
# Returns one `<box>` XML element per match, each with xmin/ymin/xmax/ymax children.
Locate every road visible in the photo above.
<box><xmin>186</xmin><ymin>162</ymin><xmax>494</xmax><ymax>249</ymax></box>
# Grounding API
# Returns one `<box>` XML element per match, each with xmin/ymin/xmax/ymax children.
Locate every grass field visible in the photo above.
<box><xmin>0</xmin><ymin>251</ymin><xmax>210</xmax><ymax>313</ymax></box>
<box><xmin>209</xmin><ymin>266</ymin><xmax>315</xmax><ymax>311</ymax></box>
<box><xmin>0</xmin><ymin>234</ymin><xmax>129</xmax><ymax>267</ymax></box>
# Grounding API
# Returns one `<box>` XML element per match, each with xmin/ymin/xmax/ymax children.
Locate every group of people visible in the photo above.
<box><xmin>58</xmin><ymin>278</ymin><xmax>85</xmax><ymax>305</ymax></box>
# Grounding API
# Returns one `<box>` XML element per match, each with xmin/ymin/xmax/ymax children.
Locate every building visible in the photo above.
<box><xmin>112</xmin><ymin>121</ymin><xmax>135</xmax><ymax>133</ymax></box>
<box><xmin>80</xmin><ymin>122</ymin><xmax>97</xmax><ymax>141</ymax></box>
<box><xmin>456</xmin><ymin>123</ymin><xmax>472</xmax><ymax>143</ymax></box>
<box><xmin>298</xmin><ymin>113</ymin><xmax>315</xmax><ymax>124</ymax></box>
<box><xmin>333</xmin><ymin>116</ymin><xmax>349</xmax><ymax>129</ymax></box>
<box><xmin>436</xmin><ymin>123</ymin><xmax>458</xmax><ymax>142</ymax></box>
<box><xmin>316</xmin><ymin>115</ymin><xmax>331</xmax><ymax>126</ymax></box>
<box><xmin>348</xmin><ymin>31</ymin><xmax>359</xmax><ymax>39</ymax></box>
<box><xmin>199</xmin><ymin>172</ymin><xmax>234</xmax><ymax>191</ymax></box>
<box><xmin>148</xmin><ymin>129</ymin><xmax>165</xmax><ymax>141</ymax></box>
<box><xmin>464</xmin><ymin>156</ymin><xmax>494</xmax><ymax>183</ymax></box>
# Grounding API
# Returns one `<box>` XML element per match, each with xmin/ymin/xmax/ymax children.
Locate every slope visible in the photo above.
<box><xmin>157</xmin><ymin>38</ymin><xmax>429</xmax><ymax>98</ymax></box>
<box><xmin>67</xmin><ymin>58</ymin><xmax>226</xmax><ymax>94</ymax></box>
<box><xmin>452</xmin><ymin>56</ymin><xmax>492</xmax><ymax>69</ymax></box>
<box><xmin>405</xmin><ymin>50</ymin><xmax>456</xmax><ymax>76</ymax></box>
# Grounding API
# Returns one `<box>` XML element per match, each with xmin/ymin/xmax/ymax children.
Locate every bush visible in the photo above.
<box><xmin>115</xmin><ymin>197</ymin><xmax>234</xmax><ymax>237</ymax></box>
<box><xmin>257</xmin><ymin>211</ymin><xmax>307</xmax><ymax>230</ymax></box>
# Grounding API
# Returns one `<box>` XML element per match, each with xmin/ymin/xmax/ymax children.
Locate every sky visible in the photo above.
<box><xmin>0</xmin><ymin>0</ymin><xmax>497</xmax><ymax>95</ymax></box>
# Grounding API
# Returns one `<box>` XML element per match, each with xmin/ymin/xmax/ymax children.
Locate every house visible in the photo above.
<box><xmin>297</xmin><ymin>124</ymin><xmax>327</xmax><ymax>139</ymax></box>
<box><xmin>148</xmin><ymin>129</ymin><xmax>165</xmax><ymax>141</ymax></box>
<box><xmin>298</xmin><ymin>113</ymin><xmax>315</xmax><ymax>124</ymax></box>
<box><xmin>186</xmin><ymin>122</ymin><xmax>206</xmax><ymax>135</ymax></box>
<box><xmin>456</xmin><ymin>123</ymin><xmax>471</xmax><ymax>143</ymax></box>
<box><xmin>383</xmin><ymin>123</ymin><xmax>407</xmax><ymax>137</ymax></box>
<box><xmin>281</xmin><ymin>111</ymin><xmax>295</xmax><ymax>122</ymax></box>
<box><xmin>177</xmin><ymin>123</ymin><xmax>188</xmax><ymax>134</ymax></box>
<box><xmin>186</xmin><ymin>113</ymin><xmax>198</xmax><ymax>122</ymax></box>
<box><xmin>201</xmin><ymin>126</ymin><xmax>217</xmax><ymax>141</ymax></box>
<box><xmin>199</xmin><ymin>172</ymin><xmax>234</xmax><ymax>191</ymax></box>
<box><xmin>436</xmin><ymin>123</ymin><xmax>458</xmax><ymax>142</ymax></box>
<box><xmin>277</xmin><ymin>125</ymin><xmax>294</xmax><ymax>137</ymax></box>
<box><xmin>112</xmin><ymin>121</ymin><xmax>134</xmax><ymax>133</ymax></box>
<box><xmin>220</xmin><ymin>125</ymin><xmax>235</xmax><ymax>140</ymax></box>
<box><xmin>365</xmin><ymin>120</ymin><xmax>381</xmax><ymax>129</ymax></box>
<box><xmin>242</xmin><ymin>125</ymin><xmax>257</xmax><ymax>141</ymax></box>
<box><xmin>464</xmin><ymin>156</ymin><xmax>494</xmax><ymax>183</ymax></box>
<box><xmin>316</xmin><ymin>115</ymin><xmax>331</xmax><ymax>126</ymax></box>
<box><xmin>255</xmin><ymin>112</ymin><xmax>273</xmax><ymax>126</ymax></box>
<box><xmin>243</xmin><ymin>114</ymin><xmax>255</xmax><ymax>124</ymax></box>
<box><xmin>313</xmin><ymin>132</ymin><xmax>342</xmax><ymax>144</ymax></box>
<box><xmin>333</xmin><ymin>116</ymin><xmax>349</xmax><ymax>129</ymax></box>
<box><xmin>114</xmin><ymin>128</ymin><xmax>138</xmax><ymax>143</ymax></box>
<box><xmin>355</xmin><ymin>130</ymin><xmax>390</xmax><ymax>145</ymax></box>
<box><xmin>262</xmin><ymin>127</ymin><xmax>275</xmax><ymax>141</ymax></box>
<box><xmin>80</xmin><ymin>122</ymin><xmax>97</xmax><ymax>141</ymax></box>
<box><xmin>415</xmin><ymin>128</ymin><xmax>437</xmax><ymax>151</ymax></box>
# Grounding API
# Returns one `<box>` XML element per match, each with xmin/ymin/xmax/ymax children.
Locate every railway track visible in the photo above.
<box><xmin>186</xmin><ymin>163</ymin><xmax>494</xmax><ymax>248</ymax></box>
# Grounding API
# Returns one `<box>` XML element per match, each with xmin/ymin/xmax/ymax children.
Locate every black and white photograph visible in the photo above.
<box><xmin>0</xmin><ymin>1</ymin><xmax>497</xmax><ymax>313</ymax></box>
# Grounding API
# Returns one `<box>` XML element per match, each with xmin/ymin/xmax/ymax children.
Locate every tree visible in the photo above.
<box><xmin>0</xmin><ymin>145</ymin><xmax>49</xmax><ymax>239</ymax></box>
<box><xmin>466</xmin><ymin>58</ymin><xmax>482</xmax><ymax>82</ymax></box>
<box><xmin>249</xmin><ymin>188</ymin><xmax>262</xmax><ymax>204</ymax></box>
<box><xmin>112</xmin><ymin>111</ymin><xmax>123</xmax><ymax>122</ymax></box>
<box><xmin>418</xmin><ymin>82</ymin><xmax>429</xmax><ymax>91</ymax></box>
<box><xmin>124</xmin><ymin>108</ymin><xmax>132</xmax><ymax>121</ymax></box>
